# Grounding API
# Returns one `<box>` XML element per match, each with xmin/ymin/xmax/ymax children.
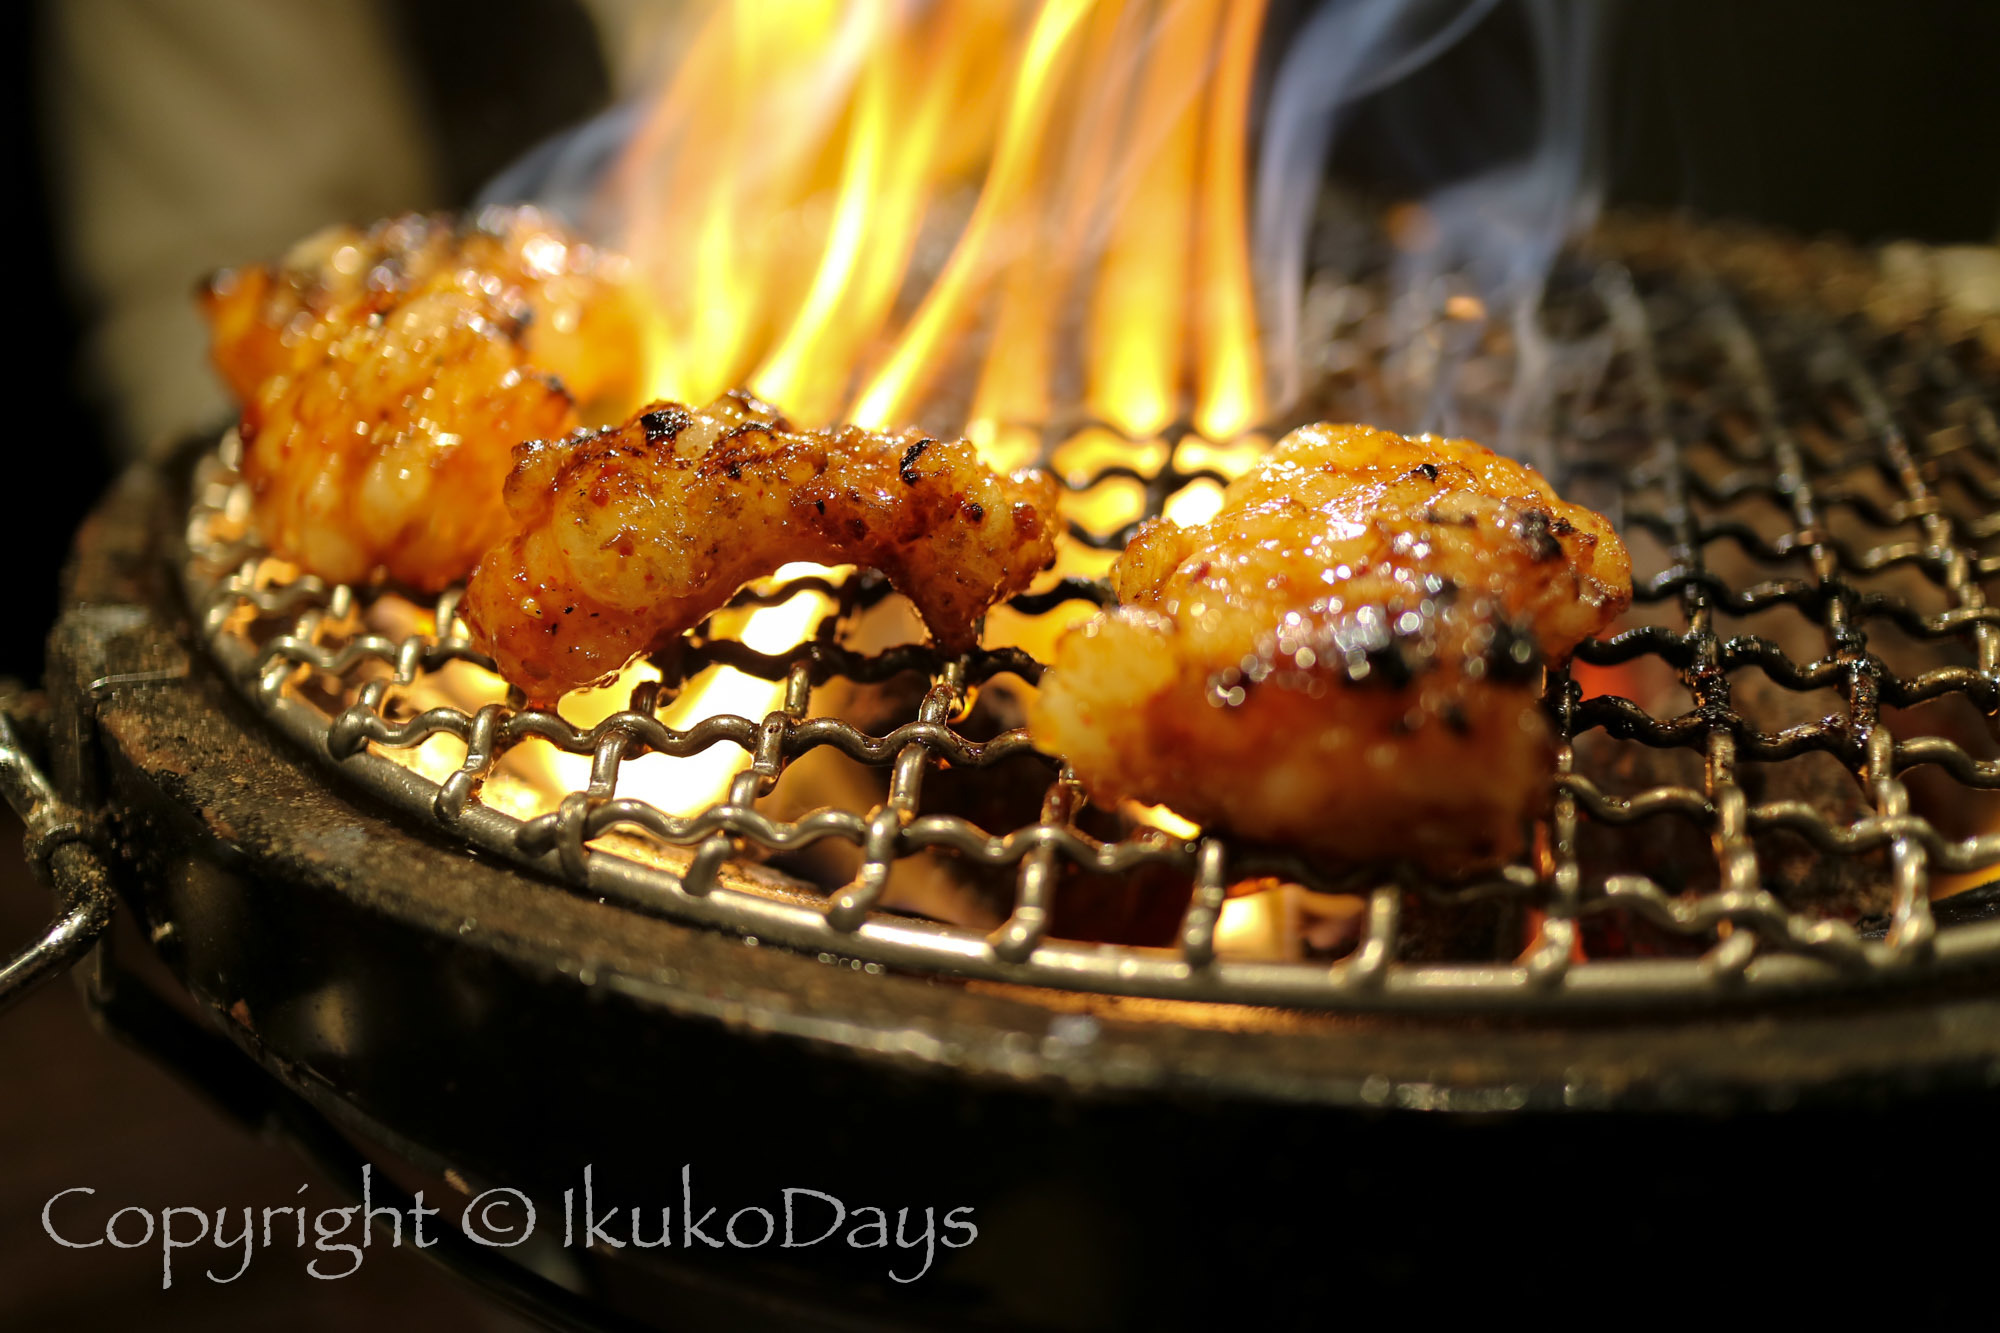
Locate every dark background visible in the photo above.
<box><xmin>2</xmin><ymin>2</ymin><xmax>1998</xmax><ymax>1328</ymax></box>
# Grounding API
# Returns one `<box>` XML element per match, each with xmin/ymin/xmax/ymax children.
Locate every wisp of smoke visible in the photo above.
<box><xmin>1260</xmin><ymin>0</ymin><xmax>1609</xmax><ymax>466</ymax></box>
<box><xmin>482</xmin><ymin>0</ymin><xmax>1610</xmax><ymax>457</ymax></box>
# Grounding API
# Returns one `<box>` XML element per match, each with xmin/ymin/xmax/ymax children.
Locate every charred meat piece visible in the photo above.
<box><xmin>462</xmin><ymin>392</ymin><xmax>1060</xmax><ymax>701</ymax></box>
<box><xmin>1029</xmin><ymin>423</ymin><xmax>1630</xmax><ymax>876</ymax></box>
<box><xmin>201</xmin><ymin>207</ymin><xmax>642</xmax><ymax>590</ymax></box>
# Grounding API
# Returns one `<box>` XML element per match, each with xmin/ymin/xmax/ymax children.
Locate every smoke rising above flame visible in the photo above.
<box><xmin>488</xmin><ymin>0</ymin><xmax>1605</xmax><ymax>461</ymax></box>
<box><xmin>474</xmin><ymin>0</ymin><xmax>1608</xmax><ymax>833</ymax></box>
<box><xmin>572</xmin><ymin>0</ymin><xmax>1273</xmax><ymax>450</ymax></box>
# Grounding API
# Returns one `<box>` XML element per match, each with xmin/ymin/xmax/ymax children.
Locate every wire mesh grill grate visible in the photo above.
<box><xmin>180</xmin><ymin>217</ymin><xmax>2000</xmax><ymax>1011</ymax></box>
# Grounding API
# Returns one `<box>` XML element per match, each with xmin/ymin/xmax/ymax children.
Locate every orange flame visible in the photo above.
<box><xmin>591</xmin><ymin>0</ymin><xmax>1271</xmax><ymax>814</ymax></box>
<box><xmin>604</xmin><ymin>0</ymin><xmax>1268</xmax><ymax>443</ymax></box>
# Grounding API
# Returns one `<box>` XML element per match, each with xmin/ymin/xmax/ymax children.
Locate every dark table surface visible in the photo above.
<box><xmin>0</xmin><ymin>812</ymin><xmax>535</xmax><ymax>1333</ymax></box>
<box><xmin>5</xmin><ymin>783</ymin><xmax>1999</xmax><ymax>1329</ymax></box>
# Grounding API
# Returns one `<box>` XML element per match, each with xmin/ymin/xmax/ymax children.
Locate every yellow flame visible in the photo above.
<box><xmin>613</xmin><ymin>0</ymin><xmax>1266</xmax><ymax>438</ymax></box>
<box><xmin>851</xmin><ymin>0</ymin><xmax>1098</xmax><ymax>429</ymax></box>
<box><xmin>1193</xmin><ymin>0</ymin><xmax>1268</xmax><ymax>438</ymax></box>
<box><xmin>966</xmin><ymin>0</ymin><xmax>1142</xmax><ymax>445</ymax></box>
<box><xmin>1084</xmin><ymin>0</ymin><xmax>1220</xmax><ymax>437</ymax></box>
<box><xmin>1215</xmin><ymin>883</ymin><xmax>1367</xmax><ymax>961</ymax></box>
<box><xmin>610</xmin><ymin>0</ymin><xmax>873</xmax><ymax>405</ymax></box>
<box><xmin>752</xmin><ymin>5</ymin><xmax>989</xmax><ymax>422</ymax></box>
<box><xmin>592</xmin><ymin>0</ymin><xmax>1273</xmax><ymax>818</ymax></box>
<box><xmin>628</xmin><ymin>580</ymin><xmax>828</xmax><ymax>816</ymax></box>
<box><xmin>1122</xmin><ymin>800</ymin><xmax>1200</xmax><ymax>840</ymax></box>
<box><xmin>1215</xmin><ymin>889</ymin><xmax>1285</xmax><ymax>959</ymax></box>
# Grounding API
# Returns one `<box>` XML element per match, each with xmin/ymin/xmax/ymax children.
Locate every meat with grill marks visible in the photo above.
<box><xmin>1029</xmin><ymin>422</ymin><xmax>1631</xmax><ymax>876</ymax></box>
<box><xmin>462</xmin><ymin>391</ymin><xmax>1060</xmax><ymax>701</ymax></box>
<box><xmin>201</xmin><ymin>206</ymin><xmax>643</xmax><ymax>590</ymax></box>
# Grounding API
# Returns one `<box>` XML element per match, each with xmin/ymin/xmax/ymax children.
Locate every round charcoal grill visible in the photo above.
<box><xmin>175</xmin><ymin>214</ymin><xmax>2000</xmax><ymax>1012</ymax></box>
<box><xmin>10</xmin><ymin>213</ymin><xmax>2000</xmax><ymax>1329</ymax></box>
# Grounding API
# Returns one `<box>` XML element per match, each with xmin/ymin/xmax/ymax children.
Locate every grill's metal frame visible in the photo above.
<box><xmin>179</xmin><ymin>224</ymin><xmax>2000</xmax><ymax>1012</ymax></box>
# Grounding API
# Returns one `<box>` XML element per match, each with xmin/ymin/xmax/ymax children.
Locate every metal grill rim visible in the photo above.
<box><xmin>177</xmin><ymin>221</ymin><xmax>2000</xmax><ymax>1013</ymax></box>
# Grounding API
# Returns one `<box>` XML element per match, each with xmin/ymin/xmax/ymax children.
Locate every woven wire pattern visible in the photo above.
<box><xmin>180</xmin><ymin>220</ymin><xmax>2000</xmax><ymax>1011</ymax></box>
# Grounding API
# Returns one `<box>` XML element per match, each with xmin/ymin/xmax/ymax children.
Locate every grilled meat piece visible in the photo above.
<box><xmin>201</xmin><ymin>207</ymin><xmax>642</xmax><ymax>590</ymax></box>
<box><xmin>1029</xmin><ymin>422</ymin><xmax>1631</xmax><ymax>875</ymax></box>
<box><xmin>462</xmin><ymin>392</ymin><xmax>1060</xmax><ymax>701</ymax></box>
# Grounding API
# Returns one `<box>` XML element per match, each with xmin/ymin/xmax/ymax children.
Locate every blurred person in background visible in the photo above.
<box><xmin>42</xmin><ymin>0</ymin><xmax>629</xmax><ymax>458</ymax></box>
<box><xmin>15</xmin><ymin>0</ymin><xmax>619</xmax><ymax>683</ymax></box>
